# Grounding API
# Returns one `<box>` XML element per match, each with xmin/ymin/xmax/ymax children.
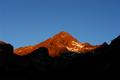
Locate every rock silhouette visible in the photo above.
<box><xmin>0</xmin><ymin>41</ymin><xmax>13</xmax><ymax>61</ymax></box>
<box><xmin>0</xmin><ymin>41</ymin><xmax>13</xmax><ymax>55</ymax></box>
<box><xmin>0</xmin><ymin>32</ymin><xmax>120</xmax><ymax>77</ymax></box>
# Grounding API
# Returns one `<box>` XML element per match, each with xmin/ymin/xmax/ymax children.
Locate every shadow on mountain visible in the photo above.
<box><xmin>0</xmin><ymin>35</ymin><xmax>120</xmax><ymax>77</ymax></box>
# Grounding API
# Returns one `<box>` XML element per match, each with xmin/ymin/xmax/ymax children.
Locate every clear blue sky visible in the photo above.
<box><xmin>0</xmin><ymin>0</ymin><xmax>120</xmax><ymax>48</ymax></box>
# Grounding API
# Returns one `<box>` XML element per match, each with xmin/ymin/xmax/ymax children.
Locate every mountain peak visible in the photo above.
<box><xmin>54</xmin><ymin>31</ymin><xmax>76</xmax><ymax>38</ymax></box>
<box><xmin>52</xmin><ymin>31</ymin><xmax>78</xmax><ymax>43</ymax></box>
<box><xmin>14</xmin><ymin>31</ymin><xmax>100</xmax><ymax>57</ymax></box>
<box><xmin>57</xmin><ymin>31</ymin><xmax>71</xmax><ymax>36</ymax></box>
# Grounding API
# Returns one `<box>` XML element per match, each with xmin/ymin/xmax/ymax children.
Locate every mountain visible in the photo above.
<box><xmin>0</xmin><ymin>32</ymin><xmax>120</xmax><ymax>77</ymax></box>
<box><xmin>14</xmin><ymin>31</ymin><xmax>100</xmax><ymax>57</ymax></box>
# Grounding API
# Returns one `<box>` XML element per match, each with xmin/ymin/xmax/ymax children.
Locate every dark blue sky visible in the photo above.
<box><xmin>0</xmin><ymin>0</ymin><xmax>120</xmax><ymax>48</ymax></box>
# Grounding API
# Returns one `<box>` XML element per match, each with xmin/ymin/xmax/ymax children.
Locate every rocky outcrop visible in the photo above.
<box><xmin>0</xmin><ymin>41</ymin><xmax>13</xmax><ymax>55</ymax></box>
<box><xmin>0</xmin><ymin>41</ymin><xmax>13</xmax><ymax>61</ymax></box>
<box><xmin>110</xmin><ymin>35</ymin><xmax>120</xmax><ymax>47</ymax></box>
<box><xmin>0</xmin><ymin>41</ymin><xmax>14</xmax><ymax>70</ymax></box>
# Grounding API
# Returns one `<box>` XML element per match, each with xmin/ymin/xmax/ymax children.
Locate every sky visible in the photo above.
<box><xmin>0</xmin><ymin>0</ymin><xmax>120</xmax><ymax>48</ymax></box>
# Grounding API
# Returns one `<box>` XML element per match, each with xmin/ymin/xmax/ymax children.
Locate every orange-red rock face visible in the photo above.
<box><xmin>14</xmin><ymin>31</ymin><xmax>100</xmax><ymax>57</ymax></box>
